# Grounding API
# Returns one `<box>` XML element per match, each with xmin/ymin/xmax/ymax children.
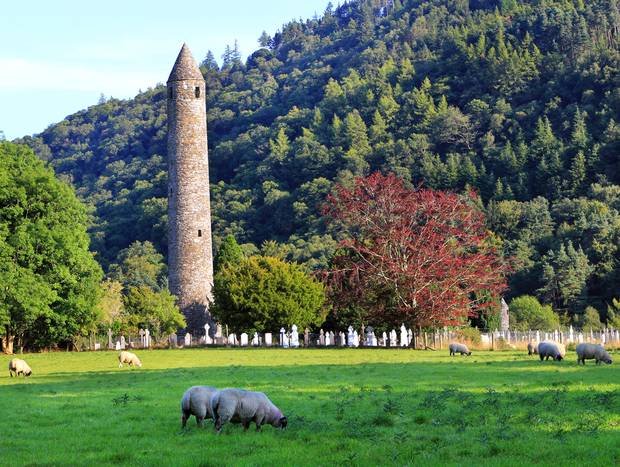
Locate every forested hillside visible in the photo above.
<box><xmin>19</xmin><ymin>0</ymin><xmax>620</xmax><ymax>322</ymax></box>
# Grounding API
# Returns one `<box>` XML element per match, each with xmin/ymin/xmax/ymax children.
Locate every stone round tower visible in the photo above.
<box><xmin>167</xmin><ymin>44</ymin><xmax>214</xmax><ymax>333</ymax></box>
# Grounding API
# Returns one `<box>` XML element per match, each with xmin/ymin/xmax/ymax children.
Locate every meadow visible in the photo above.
<box><xmin>1</xmin><ymin>348</ymin><xmax>618</xmax><ymax>466</ymax></box>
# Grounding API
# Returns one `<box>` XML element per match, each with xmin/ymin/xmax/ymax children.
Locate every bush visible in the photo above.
<box><xmin>575</xmin><ymin>306</ymin><xmax>604</xmax><ymax>331</ymax></box>
<box><xmin>212</xmin><ymin>255</ymin><xmax>327</xmax><ymax>333</ymax></box>
<box><xmin>509</xmin><ymin>295</ymin><xmax>560</xmax><ymax>330</ymax></box>
<box><xmin>454</xmin><ymin>327</ymin><xmax>481</xmax><ymax>345</ymax></box>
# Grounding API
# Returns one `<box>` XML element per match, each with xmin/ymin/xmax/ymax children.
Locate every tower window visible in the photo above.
<box><xmin>168</xmin><ymin>88</ymin><xmax>173</xmax><ymax>98</ymax></box>
<box><xmin>195</xmin><ymin>87</ymin><xmax>201</xmax><ymax>98</ymax></box>
<box><xmin>198</xmin><ymin>229</ymin><xmax>202</xmax><ymax>237</ymax></box>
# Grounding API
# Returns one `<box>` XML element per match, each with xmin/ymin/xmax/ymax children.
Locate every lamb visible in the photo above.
<box><xmin>8</xmin><ymin>358</ymin><xmax>32</xmax><ymax>377</ymax></box>
<box><xmin>449</xmin><ymin>343</ymin><xmax>472</xmax><ymax>356</ymax></box>
<box><xmin>538</xmin><ymin>341</ymin><xmax>565</xmax><ymax>361</ymax></box>
<box><xmin>527</xmin><ymin>342</ymin><xmax>539</xmax><ymax>355</ymax></box>
<box><xmin>211</xmin><ymin>388</ymin><xmax>287</xmax><ymax>432</ymax></box>
<box><xmin>576</xmin><ymin>343</ymin><xmax>612</xmax><ymax>365</ymax></box>
<box><xmin>181</xmin><ymin>386</ymin><xmax>219</xmax><ymax>428</ymax></box>
<box><xmin>118</xmin><ymin>351</ymin><xmax>142</xmax><ymax>368</ymax></box>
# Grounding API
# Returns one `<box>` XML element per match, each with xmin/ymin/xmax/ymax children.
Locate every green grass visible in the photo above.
<box><xmin>1</xmin><ymin>349</ymin><xmax>618</xmax><ymax>466</ymax></box>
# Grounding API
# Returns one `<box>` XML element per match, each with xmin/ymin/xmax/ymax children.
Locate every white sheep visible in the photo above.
<box><xmin>181</xmin><ymin>386</ymin><xmax>219</xmax><ymax>428</ymax></box>
<box><xmin>576</xmin><ymin>343</ymin><xmax>612</xmax><ymax>365</ymax></box>
<box><xmin>118</xmin><ymin>351</ymin><xmax>142</xmax><ymax>368</ymax></box>
<box><xmin>211</xmin><ymin>388</ymin><xmax>287</xmax><ymax>432</ymax></box>
<box><xmin>527</xmin><ymin>342</ymin><xmax>538</xmax><ymax>355</ymax></box>
<box><xmin>538</xmin><ymin>341</ymin><xmax>565</xmax><ymax>361</ymax></box>
<box><xmin>8</xmin><ymin>358</ymin><xmax>32</xmax><ymax>377</ymax></box>
<box><xmin>449</xmin><ymin>343</ymin><xmax>471</xmax><ymax>356</ymax></box>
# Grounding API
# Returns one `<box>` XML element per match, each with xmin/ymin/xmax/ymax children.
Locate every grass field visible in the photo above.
<box><xmin>1</xmin><ymin>348</ymin><xmax>619</xmax><ymax>466</ymax></box>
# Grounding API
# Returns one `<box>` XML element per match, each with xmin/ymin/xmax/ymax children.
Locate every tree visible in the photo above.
<box><xmin>0</xmin><ymin>142</ymin><xmax>102</xmax><ymax>353</ymax></box>
<box><xmin>323</xmin><ymin>172</ymin><xmax>508</xmax><ymax>328</ymax></box>
<box><xmin>258</xmin><ymin>31</ymin><xmax>272</xmax><ymax>48</ymax></box>
<box><xmin>123</xmin><ymin>286</ymin><xmax>185</xmax><ymax>338</ymax></box>
<box><xmin>108</xmin><ymin>241</ymin><xmax>166</xmax><ymax>291</ymax></box>
<box><xmin>212</xmin><ymin>256</ymin><xmax>326</xmax><ymax>333</ymax></box>
<box><xmin>215</xmin><ymin>235</ymin><xmax>244</xmax><ymax>273</ymax></box>
<box><xmin>508</xmin><ymin>295</ymin><xmax>560</xmax><ymax>331</ymax></box>
<box><xmin>575</xmin><ymin>305</ymin><xmax>603</xmax><ymax>330</ymax></box>
<box><xmin>97</xmin><ymin>279</ymin><xmax>125</xmax><ymax>332</ymax></box>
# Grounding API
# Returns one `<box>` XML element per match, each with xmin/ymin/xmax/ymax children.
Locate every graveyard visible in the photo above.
<box><xmin>2</xmin><ymin>348</ymin><xmax>618</xmax><ymax>465</ymax></box>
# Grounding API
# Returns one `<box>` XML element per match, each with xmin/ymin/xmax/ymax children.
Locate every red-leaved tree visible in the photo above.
<box><xmin>323</xmin><ymin>172</ymin><xmax>508</xmax><ymax>328</ymax></box>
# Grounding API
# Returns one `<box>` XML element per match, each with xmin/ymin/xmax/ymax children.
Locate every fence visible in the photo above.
<box><xmin>88</xmin><ymin>325</ymin><xmax>620</xmax><ymax>351</ymax></box>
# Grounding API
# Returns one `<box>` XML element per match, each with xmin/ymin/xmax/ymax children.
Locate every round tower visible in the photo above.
<box><xmin>167</xmin><ymin>44</ymin><xmax>213</xmax><ymax>333</ymax></box>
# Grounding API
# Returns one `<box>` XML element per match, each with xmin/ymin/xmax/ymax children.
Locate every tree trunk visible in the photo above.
<box><xmin>2</xmin><ymin>332</ymin><xmax>14</xmax><ymax>355</ymax></box>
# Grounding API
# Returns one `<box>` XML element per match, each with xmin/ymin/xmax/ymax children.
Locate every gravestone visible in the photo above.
<box><xmin>240</xmin><ymin>333</ymin><xmax>248</xmax><ymax>346</ymax></box>
<box><xmin>145</xmin><ymin>328</ymin><xmax>151</xmax><ymax>348</ymax></box>
<box><xmin>290</xmin><ymin>325</ymin><xmax>299</xmax><ymax>348</ymax></box>
<box><xmin>365</xmin><ymin>326</ymin><xmax>374</xmax><ymax>346</ymax></box>
<box><xmin>228</xmin><ymin>333</ymin><xmax>237</xmax><ymax>346</ymax></box>
<box><xmin>500</xmin><ymin>297</ymin><xmax>510</xmax><ymax>331</ymax></box>
<box><xmin>252</xmin><ymin>332</ymin><xmax>259</xmax><ymax>346</ymax></box>
<box><xmin>115</xmin><ymin>340</ymin><xmax>121</xmax><ymax>351</ymax></box>
<box><xmin>407</xmin><ymin>329</ymin><xmax>413</xmax><ymax>346</ymax></box>
<box><xmin>280</xmin><ymin>328</ymin><xmax>287</xmax><ymax>348</ymax></box>
<box><xmin>215</xmin><ymin>323</ymin><xmax>223</xmax><ymax>338</ymax></box>
<box><xmin>265</xmin><ymin>333</ymin><xmax>272</xmax><ymax>346</ymax></box>
<box><xmin>94</xmin><ymin>343</ymin><xmax>101</xmax><ymax>350</ymax></box>
<box><xmin>400</xmin><ymin>324</ymin><xmax>407</xmax><ymax>347</ymax></box>
<box><xmin>370</xmin><ymin>331</ymin><xmax>377</xmax><ymax>347</ymax></box>
<box><xmin>325</xmin><ymin>331</ymin><xmax>331</xmax><ymax>346</ymax></box>
<box><xmin>108</xmin><ymin>328</ymin><xmax>113</xmax><ymax>349</ymax></box>
<box><xmin>329</xmin><ymin>331</ymin><xmax>335</xmax><ymax>346</ymax></box>
<box><xmin>382</xmin><ymin>331</ymin><xmax>387</xmax><ymax>347</ymax></box>
<box><xmin>120</xmin><ymin>335</ymin><xmax>126</xmax><ymax>350</ymax></box>
<box><xmin>169</xmin><ymin>333</ymin><xmax>177</xmax><ymax>348</ymax></box>
<box><xmin>389</xmin><ymin>330</ymin><xmax>397</xmax><ymax>347</ymax></box>
<box><xmin>353</xmin><ymin>330</ymin><xmax>359</xmax><ymax>347</ymax></box>
<box><xmin>204</xmin><ymin>323</ymin><xmax>212</xmax><ymax>345</ymax></box>
<box><xmin>185</xmin><ymin>332</ymin><xmax>192</xmax><ymax>347</ymax></box>
<box><xmin>339</xmin><ymin>332</ymin><xmax>346</xmax><ymax>346</ymax></box>
<box><xmin>304</xmin><ymin>328</ymin><xmax>309</xmax><ymax>347</ymax></box>
<box><xmin>139</xmin><ymin>329</ymin><xmax>145</xmax><ymax>347</ymax></box>
<box><xmin>347</xmin><ymin>326</ymin><xmax>355</xmax><ymax>347</ymax></box>
<box><xmin>319</xmin><ymin>329</ymin><xmax>325</xmax><ymax>346</ymax></box>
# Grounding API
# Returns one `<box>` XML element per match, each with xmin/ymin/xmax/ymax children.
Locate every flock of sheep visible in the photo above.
<box><xmin>7</xmin><ymin>341</ymin><xmax>612</xmax><ymax>433</ymax></box>
<box><xmin>450</xmin><ymin>341</ymin><xmax>613</xmax><ymax>364</ymax></box>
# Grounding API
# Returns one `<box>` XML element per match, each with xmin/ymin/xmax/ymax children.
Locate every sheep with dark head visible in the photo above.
<box><xmin>8</xmin><ymin>358</ymin><xmax>32</xmax><ymax>377</ymax></box>
<box><xmin>576</xmin><ymin>343</ymin><xmax>612</xmax><ymax>365</ymax></box>
<box><xmin>538</xmin><ymin>341</ymin><xmax>565</xmax><ymax>361</ymax></box>
<box><xmin>449</xmin><ymin>343</ymin><xmax>471</xmax><ymax>356</ymax></box>
<box><xmin>211</xmin><ymin>388</ymin><xmax>287</xmax><ymax>432</ymax></box>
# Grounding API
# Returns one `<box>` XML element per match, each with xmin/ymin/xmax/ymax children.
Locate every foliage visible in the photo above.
<box><xmin>123</xmin><ymin>285</ymin><xmax>185</xmax><ymax>337</ymax></box>
<box><xmin>324</xmin><ymin>172</ymin><xmax>508</xmax><ymax>328</ymax></box>
<box><xmin>214</xmin><ymin>234</ymin><xmax>244</xmax><ymax>273</ymax></box>
<box><xmin>17</xmin><ymin>0</ymin><xmax>620</xmax><ymax>315</ymax></box>
<box><xmin>576</xmin><ymin>306</ymin><xmax>604</xmax><ymax>331</ymax></box>
<box><xmin>0</xmin><ymin>349</ymin><xmax>618</xmax><ymax>465</ymax></box>
<box><xmin>0</xmin><ymin>142</ymin><xmax>102</xmax><ymax>353</ymax></box>
<box><xmin>97</xmin><ymin>279</ymin><xmax>125</xmax><ymax>332</ymax></box>
<box><xmin>108</xmin><ymin>241</ymin><xmax>167</xmax><ymax>291</ymax></box>
<box><xmin>212</xmin><ymin>256</ymin><xmax>326</xmax><ymax>333</ymax></box>
<box><xmin>508</xmin><ymin>295</ymin><xmax>560</xmax><ymax>331</ymax></box>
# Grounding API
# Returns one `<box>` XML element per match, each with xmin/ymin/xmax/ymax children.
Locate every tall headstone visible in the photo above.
<box><xmin>290</xmin><ymin>325</ymin><xmax>299</xmax><ymax>348</ymax></box>
<box><xmin>265</xmin><ymin>333</ymin><xmax>272</xmax><ymax>346</ymax></box>
<box><xmin>240</xmin><ymin>333</ymin><xmax>248</xmax><ymax>347</ymax></box>
<box><xmin>167</xmin><ymin>44</ymin><xmax>214</xmax><ymax>334</ymax></box>
<box><xmin>184</xmin><ymin>332</ymin><xmax>192</xmax><ymax>347</ymax></box>
<box><xmin>400</xmin><ymin>324</ymin><xmax>407</xmax><ymax>347</ymax></box>
<box><xmin>204</xmin><ymin>323</ymin><xmax>212</xmax><ymax>344</ymax></box>
<box><xmin>347</xmin><ymin>326</ymin><xmax>355</xmax><ymax>347</ymax></box>
<box><xmin>107</xmin><ymin>328</ymin><xmax>113</xmax><ymax>349</ymax></box>
<box><xmin>500</xmin><ymin>298</ymin><xmax>510</xmax><ymax>331</ymax></box>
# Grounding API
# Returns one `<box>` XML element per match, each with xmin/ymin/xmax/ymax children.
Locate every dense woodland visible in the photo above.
<box><xmin>16</xmin><ymin>0</ymin><xmax>620</xmax><ymax>327</ymax></box>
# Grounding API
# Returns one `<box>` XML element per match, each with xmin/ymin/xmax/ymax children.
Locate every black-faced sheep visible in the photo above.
<box><xmin>576</xmin><ymin>343</ymin><xmax>612</xmax><ymax>365</ymax></box>
<box><xmin>449</xmin><ymin>343</ymin><xmax>472</xmax><ymax>356</ymax></box>
<box><xmin>211</xmin><ymin>388</ymin><xmax>287</xmax><ymax>432</ymax></box>
<box><xmin>8</xmin><ymin>358</ymin><xmax>32</xmax><ymax>377</ymax></box>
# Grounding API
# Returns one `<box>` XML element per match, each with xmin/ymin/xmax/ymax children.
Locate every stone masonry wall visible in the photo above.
<box><xmin>167</xmin><ymin>77</ymin><xmax>214</xmax><ymax>333</ymax></box>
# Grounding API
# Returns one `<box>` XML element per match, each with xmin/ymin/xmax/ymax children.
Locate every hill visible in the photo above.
<box><xmin>18</xmin><ymin>0</ymin><xmax>620</xmax><ymax>319</ymax></box>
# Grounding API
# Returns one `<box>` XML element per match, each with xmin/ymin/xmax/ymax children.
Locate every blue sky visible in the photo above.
<box><xmin>0</xmin><ymin>0</ymin><xmax>330</xmax><ymax>140</ymax></box>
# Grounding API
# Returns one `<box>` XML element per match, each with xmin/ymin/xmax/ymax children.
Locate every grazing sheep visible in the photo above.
<box><xmin>211</xmin><ymin>388</ymin><xmax>287</xmax><ymax>432</ymax></box>
<box><xmin>449</xmin><ymin>343</ymin><xmax>471</xmax><ymax>356</ymax></box>
<box><xmin>8</xmin><ymin>358</ymin><xmax>32</xmax><ymax>377</ymax></box>
<box><xmin>527</xmin><ymin>342</ymin><xmax>539</xmax><ymax>355</ymax></box>
<box><xmin>181</xmin><ymin>386</ymin><xmax>218</xmax><ymax>428</ymax></box>
<box><xmin>576</xmin><ymin>343</ymin><xmax>612</xmax><ymax>365</ymax></box>
<box><xmin>538</xmin><ymin>341</ymin><xmax>565</xmax><ymax>361</ymax></box>
<box><xmin>118</xmin><ymin>351</ymin><xmax>142</xmax><ymax>368</ymax></box>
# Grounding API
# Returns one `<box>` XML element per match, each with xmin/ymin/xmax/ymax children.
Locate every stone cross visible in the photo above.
<box><xmin>204</xmin><ymin>323</ymin><xmax>212</xmax><ymax>344</ymax></box>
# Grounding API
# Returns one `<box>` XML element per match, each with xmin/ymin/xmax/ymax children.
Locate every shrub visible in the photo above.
<box><xmin>455</xmin><ymin>326</ymin><xmax>481</xmax><ymax>345</ymax></box>
<box><xmin>509</xmin><ymin>295</ymin><xmax>560</xmax><ymax>330</ymax></box>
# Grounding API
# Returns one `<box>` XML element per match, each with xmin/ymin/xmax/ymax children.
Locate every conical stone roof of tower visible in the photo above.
<box><xmin>167</xmin><ymin>43</ymin><xmax>204</xmax><ymax>82</ymax></box>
